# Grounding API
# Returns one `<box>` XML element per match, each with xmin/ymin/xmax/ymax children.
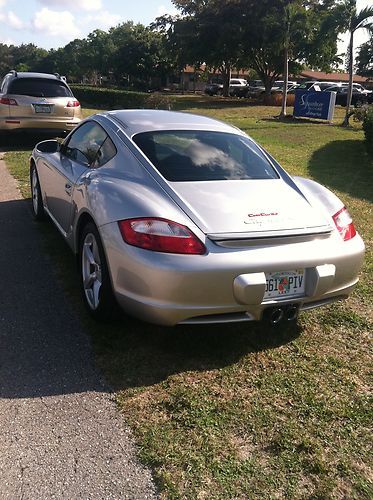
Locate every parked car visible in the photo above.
<box><xmin>296</xmin><ymin>81</ymin><xmax>336</xmax><ymax>92</ymax></box>
<box><xmin>204</xmin><ymin>82</ymin><xmax>223</xmax><ymax>96</ymax></box>
<box><xmin>245</xmin><ymin>80</ymin><xmax>291</xmax><ymax>98</ymax></box>
<box><xmin>339</xmin><ymin>82</ymin><xmax>372</xmax><ymax>96</ymax></box>
<box><xmin>205</xmin><ymin>78</ymin><xmax>248</xmax><ymax>97</ymax></box>
<box><xmin>286</xmin><ymin>84</ymin><xmax>301</xmax><ymax>94</ymax></box>
<box><xmin>0</xmin><ymin>70</ymin><xmax>81</xmax><ymax>134</ymax></box>
<box><xmin>339</xmin><ymin>83</ymin><xmax>373</xmax><ymax>102</ymax></box>
<box><xmin>324</xmin><ymin>85</ymin><xmax>369</xmax><ymax>107</ymax></box>
<box><xmin>30</xmin><ymin>110</ymin><xmax>364</xmax><ymax>326</ymax></box>
<box><xmin>273</xmin><ymin>80</ymin><xmax>297</xmax><ymax>90</ymax></box>
<box><xmin>229</xmin><ymin>78</ymin><xmax>249</xmax><ymax>97</ymax></box>
<box><xmin>245</xmin><ymin>80</ymin><xmax>266</xmax><ymax>98</ymax></box>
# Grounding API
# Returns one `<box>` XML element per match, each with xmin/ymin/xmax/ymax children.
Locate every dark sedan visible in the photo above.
<box><xmin>324</xmin><ymin>86</ymin><xmax>369</xmax><ymax>107</ymax></box>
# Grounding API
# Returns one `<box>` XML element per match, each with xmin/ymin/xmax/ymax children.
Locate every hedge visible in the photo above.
<box><xmin>70</xmin><ymin>85</ymin><xmax>148</xmax><ymax>109</ymax></box>
<box><xmin>362</xmin><ymin>105</ymin><xmax>373</xmax><ymax>157</ymax></box>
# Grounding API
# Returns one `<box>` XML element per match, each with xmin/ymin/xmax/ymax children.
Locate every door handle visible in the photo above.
<box><xmin>65</xmin><ymin>183</ymin><xmax>72</xmax><ymax>195</ymax></box>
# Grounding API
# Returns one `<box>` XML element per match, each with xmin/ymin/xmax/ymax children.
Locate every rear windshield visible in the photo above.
<box><xmin>8</xmin><ymin>78</ymin><xmax>72</xmax><ymax>98</ymax></box>
<box><xmin>133</xmin><ymin>130</ymin><xmax>278</xmax><ymax>182</ymax></box>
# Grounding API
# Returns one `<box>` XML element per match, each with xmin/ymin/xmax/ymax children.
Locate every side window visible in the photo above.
<box><xmin>92</xmin><ymin>136</ymin><xmax>117</xmax><ymax>168</ymax></box>
<box><xmin>63</xmin><ymin>121</ymin><xmax>108</xmax><ymax>166</ymax></box>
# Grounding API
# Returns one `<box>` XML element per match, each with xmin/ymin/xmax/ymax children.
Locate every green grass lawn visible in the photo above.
<box><xmin>5</xmin><ymin>98</ymin><xmax>372</xmax><ymax>499</ymax></box>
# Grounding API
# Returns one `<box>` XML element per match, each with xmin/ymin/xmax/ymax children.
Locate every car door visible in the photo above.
<box><xmin>44</xmin><ymin>121</ymin><xmax>108</xmax><ymax>234</ymax></box>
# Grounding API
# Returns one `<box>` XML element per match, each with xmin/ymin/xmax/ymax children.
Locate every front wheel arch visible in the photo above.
<box><xmin>30</xmin><ymin>161</ymin><xmax>45</xmax><ymax>220</ymax></box>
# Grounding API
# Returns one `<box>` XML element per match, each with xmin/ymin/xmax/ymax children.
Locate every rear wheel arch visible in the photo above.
<box><xmin>75</xmin><ymin>212</ymin><xmax>96</xmax><ymax>256</ymax></box>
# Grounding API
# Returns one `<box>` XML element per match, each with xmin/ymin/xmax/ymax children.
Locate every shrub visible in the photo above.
<box><xmin>362</xmin><ymin>105</ymin><xmax>373</xmax><ymax>157</ymax></box>
<box><xmin>263</xmin><ymin>93</ymin><xmax>295</xmax><ymax>106</ymax></box>
<box><xmin>70</xmin><ymin>85</ymin><xmax>175</xmax><ymax>111</ymax></box>
<box><xmin>70</xmin><ymin>85</ymin><xmax>148</xmax><ymax>109</ymax></box>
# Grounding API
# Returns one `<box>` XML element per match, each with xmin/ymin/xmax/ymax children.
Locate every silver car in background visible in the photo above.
<box><xmin>0</xmin><ymin>71</ymin><xmax>81</xmax><ymax>134</ymax></box>
<box><xmin>30</xmin><ymin>110</ymin><xmax>364</xmax><ymax>326</ymax></box>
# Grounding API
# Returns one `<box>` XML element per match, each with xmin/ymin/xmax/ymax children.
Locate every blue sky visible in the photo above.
<box><xmin>0</xmin><ymin>0</ymin><xmax>177</xmax><ymax>48</ymax></box>
<box><xmin>0</xmin><ymin>0</ymin><xmax>370</xmax><ymax>58</ymax></box>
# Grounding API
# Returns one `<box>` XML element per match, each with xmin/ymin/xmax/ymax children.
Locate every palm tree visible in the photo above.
<box><xmin>279</xmin><ymin>1</ymin><xmax>304</xmax><ymax>118</ymax></box>
<box><xmin>342</xmin><ymin>0</ymin><xmax>373</xmax><ymax>126</ymax></box>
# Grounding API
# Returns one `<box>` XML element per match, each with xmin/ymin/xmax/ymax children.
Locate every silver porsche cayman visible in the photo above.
<box><xmin>30</xmin><ymin>110</ymin><xmax>365</xmax><ymax>326</ymax></box>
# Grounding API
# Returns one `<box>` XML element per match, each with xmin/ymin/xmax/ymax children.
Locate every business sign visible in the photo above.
<box><xmin>294</xmin><ymin>90</ymin><xmax>336</xmax><ymax>121</ymax></box>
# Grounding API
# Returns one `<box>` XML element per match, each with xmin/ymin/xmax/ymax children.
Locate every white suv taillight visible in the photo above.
<box><xmin>118</xmin><ymin>218</ymin><xmax>206</xmax><ymax>255</ymax></box>
<box><xmin>66</xmin><ymin>99</ymin><xmax>80</xmax><ymax>107</ymax></box>
<box><xmin>332</xmin><ymin>207</ymin><xmax>356</xmax><ymax>241</ymax></box>
<box><xmin>0</xmin><ymin>97</ymin><xmax>18</xmax><ymax>105</ymax></box>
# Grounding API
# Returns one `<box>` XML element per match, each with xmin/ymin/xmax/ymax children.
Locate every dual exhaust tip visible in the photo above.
<box><xmin>264</xmin><ymin>305</ymin><xmax>299</xmax><ymax>326</ymax></box>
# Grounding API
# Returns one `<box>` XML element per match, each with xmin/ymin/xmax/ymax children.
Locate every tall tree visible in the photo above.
<box><xmin>340</xmin><ymin>0</ymin><xmax>373</xmax><ymax>126</ymax></box>
<box><xmin>0</xmin><ymin>44</ymin><xmax>14</xmax><ymax>76</ymax></box>
<box><xmin>356</xmin><ymin>35</ymin><xmax>373</xmax><ymax>77</ymax></box>
<box><xmin>109</xmin><ymin>22</ymin><xmax>169</xmax><ymax>88</ymax></box>
<box><xmin>171</xmin><ymin>1</ymin><xmax>245</xmax><ymax>96</ymax></box>
<box><xmin>170</xmin><ymin>0</ymin><xmax>343</xmax><ymax>97</ymax></box>
<box><xmin>11</xmin><ymin>44</ymin><xmax>48</xmax><ymax>72</ymax></box>
<box><xmin>239</xmin><ymin>0</ymin><xmax>342</xmax><ymax>96</ymax></box>
<box><xmin>279</xmin><ymin>1</ymin><xmax>306</xmax><ymax>117</ymax></box>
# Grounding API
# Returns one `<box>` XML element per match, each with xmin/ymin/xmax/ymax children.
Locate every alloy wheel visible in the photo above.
<box><xmin>81</xmin><ymin>232</ymin><xmax>102</xmax><ymax>310</ymax></box>
<box><xmin>31</xmin><ymin>169</ymin><xmax>39</xmax><ymax>215</ymax></box>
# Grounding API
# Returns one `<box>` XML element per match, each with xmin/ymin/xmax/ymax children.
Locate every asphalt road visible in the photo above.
<box><xmin>0</xmin><ymin>156</ymin><xmax>157</xmax><ymax>498</ymax></box>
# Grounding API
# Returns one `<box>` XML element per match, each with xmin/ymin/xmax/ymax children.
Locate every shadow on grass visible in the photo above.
<box><xmin>308</xmin><ymin>139</ymin><xmax>373</xmax><ymax>203</ymax></box>
<box><xmin>37</xmin><ymin>217</ymin><xmax>302</xmax><ymax>393</ymax></box>
<box><xmin>90</xmin><ymin>316</ymin><xmax>301</xmax><ymax>391</ymax></box>
<box><xmin>171</xmin><ymin>96</ymin><xmax>260</xmax><ymax>111</ymax></box>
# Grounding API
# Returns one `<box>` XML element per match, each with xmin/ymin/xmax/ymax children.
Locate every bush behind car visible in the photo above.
<box><xmin>70</xmin><ymin>85</ymin><xmax>148</xmax><ymax>109</ymax></box>
<box><xmin>362</xmin><ymin>105</ymin><xmax>373</xmax><ymax>157</ymax></box>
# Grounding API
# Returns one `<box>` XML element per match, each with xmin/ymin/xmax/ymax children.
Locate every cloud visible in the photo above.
<box><xmin>0</xmin><ymin>0</ymin><xmax>7</xmax><ymax>8</ymax></box>
<box><xmin>32</xmin><ymin>8</ymin><xmax>81</xmax><ymax>40</ymax></box>
<box><xmin>156</xmin><ymin>4</ymin><xmax>178</xmax><ymax>17</ymax></box>
<box><xmin>38</xmin><ymin>0</ymin><xmax>102</xmax><ymax>11</ymax></box>
<box><xmin>0</xmin><ymin>11</ymin><xmax>24</xmax><ymax>29</ymax></box>
<box><xmin>8</xmin><ymin>11</ymin><xmax>24</xmax><ymax>29</ymax></box>
<box><xmin>84</xmin><ymin>10</ymin><xmax>122</xmax><ymax>31</ymax></box>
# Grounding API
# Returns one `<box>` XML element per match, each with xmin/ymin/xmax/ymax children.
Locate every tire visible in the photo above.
<box><xmin>30</xmin><ymin>163</ymin><xmax>45</xmax><ymax>220</ymax></box>
<box><xmin>79</xmin><ymin>222</ymin><xmax>116</xmax><ymax>320</ymax></box>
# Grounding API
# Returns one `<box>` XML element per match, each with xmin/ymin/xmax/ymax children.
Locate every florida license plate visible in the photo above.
<box><xmin>264</xmin><ymin>269</ymin><xmax>305</xmax><ymax>300</ymax></box>
<box><xmin>33</xmin><ymin>104</ymin><xmax>52</xmax><ymax>113</ymax></box>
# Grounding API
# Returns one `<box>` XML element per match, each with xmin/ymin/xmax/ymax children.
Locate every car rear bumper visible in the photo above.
<box><xmin>100</xmin><ymin>223</ymin><xmax>365</xmax><ymax>326</ymax></box>
<box><xmin>0</xmin><ymin>116</ymin><xmax>81</xmax><ymax>132</ymax></box>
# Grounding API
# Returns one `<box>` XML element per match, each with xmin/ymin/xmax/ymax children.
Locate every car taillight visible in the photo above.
<box><xmin>0</xmin><ymin>97</ymin><xmax>18</xmax><ymax>105</ymax></box>
<box><xmin>332</xmin><ymin>207</ymin><xmax>356</xmax><ymax>241</ymax></box>
<box><xmin>66</xmin><ymin>100</ymin><xmax>80</xmax><ymax>107</ymax></box>
<box><xmin>118</xmin><ymin>218</ymin><xmax>206</xmax><ymax>255</ymax></box>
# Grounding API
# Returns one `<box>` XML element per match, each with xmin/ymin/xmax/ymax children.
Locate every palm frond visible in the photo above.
<box><xmin>351</xmin><ymin>6</ymin><xmax>373</xmax><ymax>32</ymax></box>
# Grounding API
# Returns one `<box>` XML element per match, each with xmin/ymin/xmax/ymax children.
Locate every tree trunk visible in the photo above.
<box><xmin>263</xmin><ymin>77</ymin><xmax>273</xmax><ymax>96</ymax></box>
<box><xmin>343</xmin><ymin>31</ymin><xmax>354</xmax><ymax>127</ymax></box>
<box><xmin>222</xmin><ymin>64</ymin><xmax>231</xmax><ymax>97</ymax></box>
<box><xmin>280</xmin><ymin>45</ymin><xmax>289</xmax><ymax>118</ymax></box>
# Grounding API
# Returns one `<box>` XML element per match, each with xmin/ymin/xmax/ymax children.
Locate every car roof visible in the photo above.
<box><xmin>7</xmin><ymin>71</ymin><xmax>62</xmax><ymax>80</ymax></box>
<box><xmin>102</xmin><ymin>109</ymin><xmax>242</xmax><ymax>136</ymax></box>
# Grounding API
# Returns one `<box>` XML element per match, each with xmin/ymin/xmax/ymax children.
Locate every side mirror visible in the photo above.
<box><xmin>35</xmin><ymin>139</ymin><xmax>61</xmax><ymax>154</ymax></box>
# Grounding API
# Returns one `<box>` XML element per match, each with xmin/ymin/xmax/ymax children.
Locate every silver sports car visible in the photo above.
<box><xmin>30</xmin><ymin>110</ymin><xmax>365</xmax><ymax>326</ymax></box>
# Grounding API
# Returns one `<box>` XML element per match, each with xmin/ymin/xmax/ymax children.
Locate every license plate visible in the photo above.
<box><xmin>264</xmin><ymin>269</ymin><xmax>305</xmax><ymax>300</ymax></box>
<box><xmin>33</xmin><ymin>104</ymin><xmax>52</xmax><ymax>113</ymax></box>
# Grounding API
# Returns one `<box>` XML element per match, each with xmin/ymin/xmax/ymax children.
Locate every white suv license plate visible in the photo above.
<box><xmin>34</xmin><ymin>104</ymin><xmax>52</xmax><ymax>113</ymax></box>
<box><xmin>264</xmin><ymin>269</ymin><xmax>305</xmax><ymax>300</ymax></box>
